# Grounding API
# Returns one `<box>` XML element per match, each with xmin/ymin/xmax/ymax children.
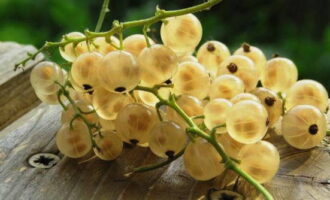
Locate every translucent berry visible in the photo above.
<box><xmin>166</xmin><ymin>95</ymin><xmax>204</xmax><ymax>128</ymax></box>
<box><xmin>261</xmin><ymin>57</ymin><xmax>298</xmax><ymax>93</ymax></box>
<box><xmin>210</xmin><ymin>74</ymin><xmax>245</xmax><ymax>100</ymax></box>
<box><xmin>178</xmin><ymin>55</ymin><xmax>198</xmax><ymax>63</ymax></box>
<box><xmin>217</xmin><ymin>55</ymin><xmax>258</xmax><ymax>91</ymax></box>
<box><xmin>59</xmin><ymin>32</ymin><xmax>89</xmax><ymax>62</ymax></box>
<box><xmin>61</xmin><ymin>100</ymin><xmax>98</xmax><ymax>124</ymax></box>
<box><xmin>138</xmin><ymin>44</ymin><xmax>178</xmax><ymax>85</ymax></box>
<box><xmin>234</xmin><ymin>43</ymin><xmax>266</xmax><ymax>77</ymax></box>
<box><xmin>282</xmin><ymin>105</ymin><xmax>327</xmax><ymax>149</ymax></box>
<box><xmin>161</xmin><ymin>14</ymin><xmax>202</xmax><ymax>56</ymax></box>
<box><xmin>115</xmin><ymin>103</ymin><xmax>158</xmax><ymax>146</ymax></box>
<box><xmin>216</xmin><ymin>133</ymin><xmax>245</xmax><ymax>159</ymax></box>
<box><xmin>286</xmin><ymin>80</ymin><xmax>329</xmax><ymax>113</ymax></box>
<box><xmin>184</xmin><ymin>138</ymin><xmax>225</xmax><ymax>181</ymax></box>
<box><xmin>238</xmin><ymin>140</ymin><xmax>280</xmax><ymax>183</ymax></box>
<box><xmin>123</xmin><ymin>34</ymin><xmax>155</xmax><ymax>57</ymax></box>
<box><xmin>204</xmin><ymin>98</ymin><xmax>232</xmax><ymax>132</ymax></box>
<box><xmin>230</xmin><ymin>93</ymin><xmax>260</xmax><ymax>104</ymax></box>
<box><xmin>149</xmin><ymin>121</ymin><xmax>186</xmax><ymax>158</ymax></box>
<box><xmin>71</xmin><ymin>52</ymin><xmax>102</xmax><ymax>93</ymax></box>
<box><xmin>56</xmin><ymin>121</ymin><xmax>92</xmax><ymax>158</ymax></box>
<box><xmin>30</xmin><ymin>61</ymin><xmax>65</xmax><ymax>95</ymax></box>
<box><xmin>172</xmin><ymin>61</ymin><xmax>210</xmax><ymax>100</ymax></box>
<box><xmin>92</xmin><ymin>87</ymin><xmax>132</xmax><ymax>120</ymax></box>
<box><xmin>226</xmin><ymin>100</ymin><xmax>268</xmax><ymax>144</ymax></box>
<box><xmin>98</xmin><ymin>50</ymin><xmax>140</xmax><ymax>93</ymax></box>
<box><xmin>252</xmin><ymin>87</ymin><xmax>283</xmax><ymax>127</ymax></box>
<box><xmin>93</xmin><ymin>36</ymin><xmax>120</xmax><ymax>55</ymax></box>
<box><xmin>197</xmin><ymin>41</ymin><xmax>231</xmax><ymax>77</ymax></box>
<box><xmin>94</xmin><ymin>130</ymin><xmax>123</xmax><ymax>161</ymax></box>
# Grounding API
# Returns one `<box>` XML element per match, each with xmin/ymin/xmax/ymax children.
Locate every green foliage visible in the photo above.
<box><xmin>1</xmin><ymin>0</ymin><xmax>329</xmax><ymax>90</ymax></box>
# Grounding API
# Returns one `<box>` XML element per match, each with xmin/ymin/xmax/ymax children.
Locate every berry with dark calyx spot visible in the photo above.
<box><xmin>251</xmin><ymin>87</ymin><xmax>283</xmax><ymax>127</ymax></box>
<box><xmin>242</xmin><ymin>43</ymin><xmax>250</xmax><ymax>52</ymax></box>
<box><xmin>149</xmin><ymin>121</ymin><xmax>186</xmax><ymax>158</ymax></box>
<box><xmin>264</xmin><ymin>96</ymin><xmax>276</xmax><ymax>106</ymax></box>
<box><xmin>285</xmin><ymin>80</ymin><xmax>329</xmax><ymax>112</ymax></box>
<box><xmin>282</xmin><ymin>105</ymin><xmax>327</xmax><ymax>149</ymax></box>
<box><xmin>233</xmin><ymin>44</ymin><xmax>266</xmax><ymax>78</ymax></box>
<box><xmin>207</xmin><ymin>43</ymin><xmax>216</xmax><ymax>52</ymax></box>
<box><xmin>308</xmin><ymin>124</ymin><xmax>318</xmax><ymax>135</ymax></box>
<box><xmin>207</xmin><ymin>189</ymin><xmax>244</xmax><ymax>200</ymax></box>
<box><xmin>115</xmin><ymin>103</ymin><xmax>158</xmax><ymax>146</ymax></box>
<box><xmin>164</xmin><ymin>79</ymin><xmax>172</xmax><ymax>85</ymax></box>
<box><xmin>261</xmin><ymin>57</ymin><xmax>298</xmax><ymax>93</ymax></box>
<box><xmin>115</xmin><ymin>87</ymin><xmax>126</xmax><ymax>92</ymax></box>
<box><xmin>218</xmin><ymin>55</ymin><xmax>258</xmax><ymax>92</ymax></box>
<box><xmin>197</xmin><ymin>40</ymin><xmax>230</xmax><ymax>77</ymax></box>
<box><xmin>98</xmin><ymin>50</ymin><xmax>140</xmax><ymax>93</ymax></box>
<box><xmin>129</xmin><ymin>139</ymin><xmax>139</xmax><ymax>145</ymax></box>
<box><xmin>165</xmin><ymin>150</ymin><xmax>175</xmax><ymax>159</ymax></box>
<box><xmin>227</xmin><ymin>63</ymin><xmax>238</xmax><ymax>73</ymax></box>
<box><xmin>272</xmin><ymin>53</ymin><xmax>279</xmax><ymax>58</ymax></box>
<box><xmin>83</xmin><ymin>84</ymin><xmax>94</xmax><ymax>95</ymax></box>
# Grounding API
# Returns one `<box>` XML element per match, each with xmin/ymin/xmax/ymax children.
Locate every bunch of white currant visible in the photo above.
<box><xmin>30</xmin><ymin>13</ymin><xmax>329</xmax><ymax>183</ymax></box>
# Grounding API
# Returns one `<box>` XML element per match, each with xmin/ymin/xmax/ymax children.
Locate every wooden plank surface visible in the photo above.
<box><xmin>0</xmin><ymin>42</ymin><xmax>43</xmax><ymax>130</ymax></box>
<box><xmin>0</xmin><ymin>103</ymin><xmax>329</xmax><ymax>200</ymax></box>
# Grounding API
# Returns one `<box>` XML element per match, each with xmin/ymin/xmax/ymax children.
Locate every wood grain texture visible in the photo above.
<box><xmin>0</xmin><ymin>42</ymin><xmax>43</xmax><ymax>130</ymax></box>
<box><xmin>0</xmin><ymin>103</ymin><xmax>329</xmax><ymax>200</ymax></box>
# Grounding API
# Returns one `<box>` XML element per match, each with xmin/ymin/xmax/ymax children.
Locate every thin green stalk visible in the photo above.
<box><xmin>143</xmin><ymin>25</ymin><xmax>151</xmax><ymax>47</ymax></box>
<box><xmin>78</xmin><ymin>108</ymin><xmax>96</xmax><ymax>115</ymax></box>
<box><xmin>191</xmin><ymin>115</ymin><xmax>205</xmax><ymax>120</ymax></box>
<box><xmin>15</xmin><ymin>0</ymin><xmax>222</xmax><ymax>70</ymax></box>
<box><xmin>155</xmin><ymin>102</ymin><xmax>164</xmax><ymax>121</ymax></box>
<box><xmin>56</xmin><ymin>90</ymin><xmax>67</xmax><ymax>110</ymax></box>
<box><xmin>55</xmin><ymin>81</ymin><xmax>100</xmax><ymax>150</ymax></box>
<box><xmin>95</xmin><ymin>0</ymin><xmax>110</xmax><ymax>32</ymax></box>
<box><xmin>327</xmin><ymin>130</ymin><xmax>330</xmax><ymax>136</ymax></box>
<box><xmin>210</xmin><ymin>124</ymin><xmax>226</xmax><ymax>138</ymax></box>
<box><xmin>126</xmin><ymin>148</ymin><xmax>185</xmax><ymax>176</ymax></box>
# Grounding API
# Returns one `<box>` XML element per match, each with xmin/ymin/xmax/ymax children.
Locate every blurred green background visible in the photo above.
<box><xmin>1</xmin><ymin>0</ymin><xmax>329</xmax><ymax>90</ymax></box>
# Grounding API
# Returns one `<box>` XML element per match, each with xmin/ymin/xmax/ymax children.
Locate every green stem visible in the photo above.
<box><xmin>95</xmin><ymin>0</ymin><xmax>110</xmax><ymax>32</ymax></box>
<box><xmin>55</xmin><ymin>81</ymin><xmax>100</xmax><ymax>150</ymax></box>
<box><xmin>118</xmin><ymin>30</ymin><xmax>124</xmax><ymax>49</ymax></box>
<box><xmin>56</xmin><ymin>90</ymin><xmax>67</xmax><ymax>110</ymax></box>
<box><xmin>191</xmin><ymin>115</ymin><xmax>205</xmax><ymax>120</ymax></box>
<box><xmin>143</xmin><ymin>25</ymin><xmax>151</xmax><ymax>47</ymax></box>
<box><xmin>126</xmin><ymin>148</ymin><xmax>185</xmax><ymax>176</ymax></box>
<box><xmin>78</xmin><ymin>108</ymin><xmax>96</xmax><ymax>115</ymax></box>
<box><xmin>327</xmin><ymin>130</ymin><xmax>330</xmax><ymax>136</ymax></box>
<box><xmin>155</xmin><ymin>102</ymin><xmax>164</xmax><ymax>121</ymax></box>
<box><xmin>15</xmin><ymin>0</ymin><xmax>222</xmax><ymax>70</ymax></box>
<box><xmin>210</xmin><ymin>124</ymin><xmax>226</xmax><ymax>137</ymax></box>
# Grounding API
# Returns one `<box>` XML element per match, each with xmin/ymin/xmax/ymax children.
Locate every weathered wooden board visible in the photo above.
<box><xmin>0</xmin><ymin>42</ymin><xmax>43</xmax><ymax>130</ymax></box>
<box><xmin>0</xmin><ymin>103</ymin><xmax>329</xmax><ymax>200</ymax></box>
